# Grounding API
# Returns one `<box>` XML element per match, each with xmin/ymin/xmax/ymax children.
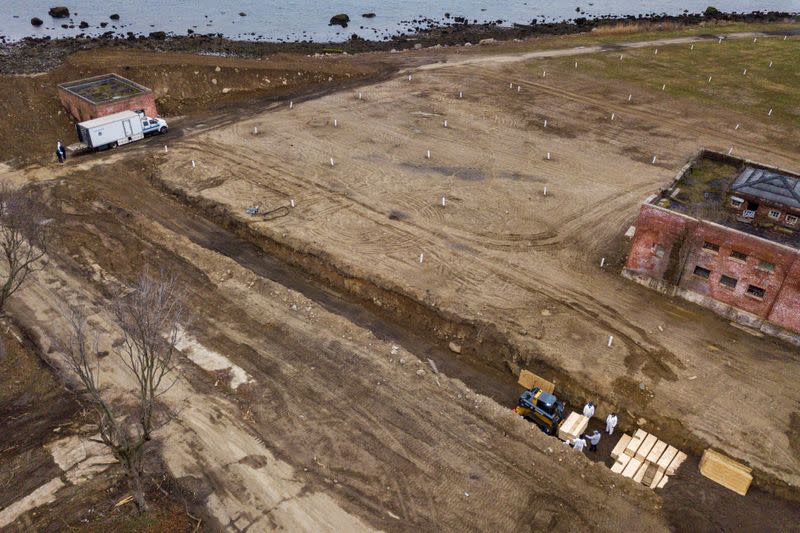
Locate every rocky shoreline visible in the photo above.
<box><xmin>1</xmin><ymin>10</ymin><xmax>797</xmax><ymax>74</ymax></box>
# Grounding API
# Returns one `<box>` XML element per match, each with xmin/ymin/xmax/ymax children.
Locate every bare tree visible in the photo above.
<box><xmin>61</xmin><ymin>271</ymin><xmax>183</xmax><ymax>512</ymax></box>
<box><xmin>0</xmin><ymin>183</ymin><xmax>50</xmax><ymax>312</ymax></box>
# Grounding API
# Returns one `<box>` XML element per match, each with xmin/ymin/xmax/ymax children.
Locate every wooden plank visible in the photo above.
<box><xmin>656</xmin><ymin>445</ymin><xmax>678</xmax><ymax>471</ymax></box>
<box><xmin>699</xmin><ymin>449</ymin><xmax>753</xmax><ymax>496</ymax></box>
<box><xmin>624</xmin><ymin>429</ymin><xmax>648</xmax><ymax>457</ymax></box>
<box><xmin>657</xmin><ymin>474</ymin><xmax>669</xmax><ymax>489</ymax></box>
<box><xmin>611</xmin><ymin>454</ymin><xmax>631</xmax><ymax>474</ymax></box>
<box><xmin>641</xmin><ymin>463</ymin><xmax>658</xmax><ymax>486</ymax></box>
<box><xmin>666</xmin><ymin>451</ymin><xmax>687</xmax><ymax>476</ymax></box>
<box><xmin>622</xmin><ymin>458</ymin><xmax>642</xmax><ymax>479</ymax></box>
<box><xmin>635</xmin><ymin>434</ymin><xmax>658</xmax><ymax>462</ymax></box>
<box><xmin>518</xmin><ymin>369</ymin><xmax>555</xmax><ymax>393</ymax></box>
<box><xmin>646</xmin><ymin>440</ymin><xmax>668</xmax><ymax>464</ymax></box>
<box><xmin>649</xmin><ymin>470</ymin><xmax>665</xmax><ymax>489</ymax></box>
<box><xmin>611</xmin><ymin>434</ymin><xmax>632</xmax><ymax>460</ymax></box>
<box><xmin>633</xmin><ymin>461</ymin><xmax>649</xmax><ymax>483</ymax></box>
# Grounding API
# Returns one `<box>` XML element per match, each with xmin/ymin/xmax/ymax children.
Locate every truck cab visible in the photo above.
<box><xmin>514</xmin><ymin>387</ymin><xmax>565</xmax><ymax>435</ymax></box>
<box><xmin>139</xmin><ymin>113</ymin><xmax>168</xmax><ymax>135</ymax></box>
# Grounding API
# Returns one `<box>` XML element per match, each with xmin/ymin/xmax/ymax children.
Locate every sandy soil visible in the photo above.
<box><xmin>152</xmin><ymin>32</ymin><xmax>800</xmax><ymax>501</ymax></box>
<box><xmin>2</xmin><ymin>29</ymin><xmax>800</xmax><ymax>531</ymax></box>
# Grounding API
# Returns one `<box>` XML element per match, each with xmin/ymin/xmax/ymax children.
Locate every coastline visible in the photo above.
<box><xmin>2</xmin><ymin>10</ymin><xmax>798</xmax><ymax>74</ymax></box>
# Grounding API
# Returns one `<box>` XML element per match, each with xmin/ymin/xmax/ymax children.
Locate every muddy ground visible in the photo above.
<box><xmin>1</xmin><ymin>22</ymin><xmax>800</xmax><ymax>532</ymax></box>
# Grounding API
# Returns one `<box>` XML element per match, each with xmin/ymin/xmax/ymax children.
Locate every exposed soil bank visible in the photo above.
<box><xmin>2</xmin><ymin>11</ymin><xmax>797</xmax><ymax>74</ymax></box>
<box><xmin>144</xmin><ymin>161</ymin><xmax>798</xmax><ymax>503</ymax></box>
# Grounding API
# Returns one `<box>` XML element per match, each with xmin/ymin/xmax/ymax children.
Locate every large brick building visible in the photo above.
<box><xmin>57</xmin><ymin>73</ymin><xmax>158</xmax><ymax>122</ymax></box>
<box><xmin>624</xmin><ymin>151</ymin><xmax>800</xmax><ymax>341</ymax></box>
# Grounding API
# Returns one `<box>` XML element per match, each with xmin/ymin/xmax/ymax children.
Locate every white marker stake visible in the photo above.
<box><xmin>459</xmin><ymin>91</ymin><xmax>463</xmax><ymax>98</ymax></box>
<box><xmin>719</xmin><ymin>37</ymin><xmax>723</xmax><ymax>44</ymax></box>
<box><xmin>661</xmin><ymin>84</ymin><xmax>666</xmax><ymax>91</ymax></box>
<box><xmin>575</xmin><ymin>61</ymin><xmax>578</xmax><ymax>68</ymax></box>
<box><xmin>358</xmin><ymin>92</ymin><xmax>362</xmax><ymax>99</ymax></box>
<box><xmin>419</xmin><ymin>253</ymin><xmax>424</xmax><ymax>263</ymax></box>
<box><xmin>290</xmin><ymin>199</ymin><xmax>295</xmax><ymax>208</ymax></box>
<box><xmin>611</xmin><ymin>113</ymin><xmax>615</xmax><ymax>121</ymax></box>
<box><xmin>708</xmin><ymin>75</ymin><xmax>712</xmax><ymax>82</ymax></box>
<box><xmin>191</xmin><ymin>160</ymin><xmax>196</xmax><ymax>169</ymax></box>
<box><xmin>543</xmin><ymin>186</ymin><xmax>547</xmax><ymax>196</ymax></box>
<box><xmin>652</xmin><ymin>156</ymin><xmax>657</xmax><ymax>164</ymax></box>
<box><xmin>289</xmin><ymin>100</ymin><xmax>293</xmax><ymax>109</ymax></box>
<box><xmin>542</xmin><ymin>71</ymin><xmax>546</xmax><ymax>78</ymax></box>
<box><xmin>544</xmin><ymin>119</ymin><xmax>547</xmax><ymax>128</ymax></box>
<box><xmin>690</xmin><ymin>43</ymin><xmax>694</xmax><ymax>50</ymax></box>
<box><xmin>620</xmin><ymin>54</ymin><xmax>624</xmax><ymax>60</ymax></box>
<box><xmin>654</xmin><ymin>48</ymin><xmax>658</xmax><ymax>55</ymax></box>
<box><xmin>546</xmin><ymin>152</ymin><xmax>551</xmax><ymax>160</ymax></box>
<box><xmin>517</xmin><ymin>85</ymin><xmax>521</xmax><ymax>92</ymax></box>
<box><xmin>742</xmin><ymin>68</ymin><xmax>747</xmax><ymax>75</ymax></box>
<box><xmin>608</xmin><ymin>335</ymin><xmax>614</xmax><ymax>348</ymax></box>
<box><xmin>753</xmin><ymin>37</ymin><xmax>757</xmax><ymax>43</ymax></box>
<box><xmin>408</xmin><ymin>74</ymin><xmax>412</xmax><ymax>81</ymax></box>
<box><xmin>441</xmin><ymin>196</ymin><xmax>446</xmax><ymax>207</ymax></box>
<box><xmin>600</xmin><ymin>257</ymin><xmax>605</xmax><ymax>268</ymax></box>
<box><xmin>728</xmin><ymin>147</ymin><xmax>734</xmax><ymax>155</ymax></box>
<box><xmin>735</xmin><ymin>123</ymin><xmax>740</xmax><ymax>130</ymax></box>
<box><xmin>768</xmin><ymin>61</ymin><xmax>773</xmax><ymax>68</ymax></box>
<box><xmin>330</xmin><ymin>157</ymin><xmax>335</xmax><ymax>167</ymax></box>
<box><xmin>164</xmin><ymin>145</ymin><xmax>168</xmax><ymax>153</ymax></box>
<box><xmin>784</xmin><ymin>35</ymin><xmax>787</xmax><ymax>40</ymax></box>
<box><xmin>426</xmin><ymin>149</ymin><xmax>431</xmax><ymax>159</ymax></box>
<box><xmin>509</xmin><ymin>82</ymin><xmax>513</xmax><ymax>89</ymax></box>
<box><xmin>768</xmin><ymin>108</ymin><xmax>773</xmax><ymax>116</ymax></box>
<box><xmin>334</xmin><ymin>119</ymin><xmax>338</xmax><ymax>127</ymax></box>
<box><xmin>443</xmin><ymin>120</ymin><xmax>448</xmax><ymax>128</ymax></box>
<box><xmin>628</xmin><ymin>94</ymin><xmax>632</xmax><ymax>102</ymax></box>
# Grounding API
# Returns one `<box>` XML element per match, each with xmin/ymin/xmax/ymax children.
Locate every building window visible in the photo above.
<box><xmin>786</xmin><ymin>214</ymin><xmax>798</xmax><ymax>226</ymax></box>
<box><xmin>730</xmin><ymin>197</ymin><xmax>744</xmax><ymax>208</ymax></box>
<box><xmin>729</xmin><ymin>250</ymin><xmax>748</xmax><ymax>262</ymax></box>
<box><xmin>702</xmin><ymin>241</ymin><xmax>720</xmax><ymax>253</ymax></box>
<box><xmin>757</xmin><ymin>260</ymin><xmax>775</xmax><ymax>272</ymax></box>
<box><xmin>719</xmin><ymin>275</ymin><xmax>738</xmax><ymax>289</ymax></box>
<box><xmin>768</xmin><ymin>209</ymin><xmax>782</xmax><ymax>220</ymax></box>
<box><xmin>693</xmin><ymin>266</ymin><xmax>711</xmax><ymax>279</ymax></box>
<box><xmin>746</xmin><ymin>285</ymin><xmax>766</xmax><ymax>299</ymax></box>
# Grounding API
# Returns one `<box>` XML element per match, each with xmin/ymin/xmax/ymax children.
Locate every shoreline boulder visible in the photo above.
<box><xmin>48</xmin><ymin>6</ymin><xmax>70</xmax><ymax>18</ymax></box>
<box><xmin>31</xmin><ymin>17</ymin><xmax>44</xmax><ymax>26</ymax></box>
<box><xmin>110</xmin><ymin>14</ymin><xmax>120</xmax><ymax>20</ymax></box>
<box><xmin>329</xmin><ymin>14</ymin><xmax>350</xmax><ymax>27</ymax></box>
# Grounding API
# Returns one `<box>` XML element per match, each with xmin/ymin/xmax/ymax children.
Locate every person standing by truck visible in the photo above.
<box><xmin>56</xmin><ymin>141</ymin><xmax>65</xmax><ymax>163</ymax></box>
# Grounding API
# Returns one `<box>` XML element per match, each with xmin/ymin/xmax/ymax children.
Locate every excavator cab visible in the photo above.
<box><xmin>514</xmin><ymin>387</ymin><xmax>565</xmax><ymax>435</ymax></box>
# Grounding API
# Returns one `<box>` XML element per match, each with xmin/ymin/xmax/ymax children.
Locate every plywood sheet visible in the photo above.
<box><xmin>611</xmin><ymin>434</ymin><xmax>632</xmax><ymax>460</ymax></box>
<box><xmin>646</xmin><ymin>440</ymin><xmax>668</xmax><ymax>464</ymax></box>
<box><xmin>699</xmin><ymin>449</ymin><xmax>753</xmax><ymax>496</ymax></box>
<box><xmin>517</xmin><ymin>370</ymin><xmax>555</xmax><ymax>393</ymax></box>
<box><xmin>635</xmin><ymin>434</ymin><xmax>658</xmax><ymax>462</ymax></box>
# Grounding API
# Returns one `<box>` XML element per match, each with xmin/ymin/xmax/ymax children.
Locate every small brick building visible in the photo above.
<box><xmin>624</xmin><ymin>151</ymin><xmax>800</xmax><ymax>340</ymax></box>
<box><xmin>57</xmin><ymin>73</ymin><xmax>158</xmax><ymax>122</ymax></box>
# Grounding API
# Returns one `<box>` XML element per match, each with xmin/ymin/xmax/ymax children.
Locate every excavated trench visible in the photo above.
<box><xmin>138</xmin><ymin>165</ymin><xmax>800</xmax><ymax>503</ymax></box>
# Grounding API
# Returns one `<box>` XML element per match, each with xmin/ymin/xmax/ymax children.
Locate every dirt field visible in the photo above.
<box><xmin>2</xmin><ymin>25</ymin><xmax>800</xmax><ymax>532</ymax></box>
<box><xmin>152</xmin><ymin>30</ymin><xmax>800</xmax><ymax>506</ymax></box>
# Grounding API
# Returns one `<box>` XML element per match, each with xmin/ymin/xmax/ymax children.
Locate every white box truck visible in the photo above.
<box><xmin>75</xmin><ymin>110</ymin><xmax>167</xmax><ymax>151</ymax></box>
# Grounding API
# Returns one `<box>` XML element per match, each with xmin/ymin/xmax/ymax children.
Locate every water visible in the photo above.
<box><xmin>1</xmin><ymin>1</ymin><xmax>796</xmax><ymax>43</ymax></box>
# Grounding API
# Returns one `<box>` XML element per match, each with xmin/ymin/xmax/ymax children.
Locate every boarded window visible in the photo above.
<box><xmin>746</xmin><ymin>285</ymin><xmax>766</xmax><ymax>299</ymax></box>
<box><xmin>768</xmin><ymin>209</ymin><xmax>782</xmax><ymax>220</ymax></box>
<box><xmin>719</xmin><ymin>275</ymin><xmax>738</xmax><ymax>289</ymax></box>
<box><xmin>786</xmin><ymin>214</ymin><xmax>798</xmax><ymax>226</ymax></box>
<box><xmin>757</xmin><ymin>260</ymin><xmax>775</xmax><ymax>272</ymax></box>
<box><xmin>729</xmin><ymin>197</ymin><xmax>744</xmax><ymax>208</ymax></box>
<box><xmin>702</xmin><ymin>241</ymin><xmax>720</xmax><ymax>253</ymax></box>
<box><xmin>693</xmin><ymin>266</ymin><xmax>711</xmax><ymax>279</ymax></box>
<box><xmin>730</xmin><ymin>250</ymin><xmax>748</xmax><ymax>262</ymax></box>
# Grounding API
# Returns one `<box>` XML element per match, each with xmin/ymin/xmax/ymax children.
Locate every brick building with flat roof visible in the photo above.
<box><xmin>57</xmin><ymin>73</ymin><xmax>158</xmax><ymax>122</ymax></box>
<box><xmin>623</xmin><ymin>150</ymin><xmax>800</xmax><ymax>342</ymax></box>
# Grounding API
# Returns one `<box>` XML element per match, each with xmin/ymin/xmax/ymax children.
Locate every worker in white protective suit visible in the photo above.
<box><xmin>606</xmin><ymin>412</ymin><xmax>618</xmax><ymax>435</ymax></box>
<box><xmin>582</xmin><ymin>401</ymin><xmax>595</xmax><ymax>419</ymax></box>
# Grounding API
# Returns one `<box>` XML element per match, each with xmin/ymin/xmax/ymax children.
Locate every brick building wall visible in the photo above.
<box><xmin>624</xmin><ymin>203</ymin><xmax>800</xmax><ymax>335</ymax></box>
<box><xmin>57</xmin><ymin>90</ymin><xmax>158</xmax><ymax>122</ymax></box>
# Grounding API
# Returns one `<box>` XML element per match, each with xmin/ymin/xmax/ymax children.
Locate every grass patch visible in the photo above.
<box><xmin>677</xmin><ymin>158</ymin><xmax>739</xmax><ymax>203</ymax></box>
<box><xmin>538</xmin><ymin>33</ymin><xmax>800</xmax><ymax>126</ymax></box>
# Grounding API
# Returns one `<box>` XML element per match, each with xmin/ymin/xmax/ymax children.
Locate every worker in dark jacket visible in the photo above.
<box><xmin>588</xmin><ymin>430</ymin><xmax>601</xmax><ymax>451</ymax></box>
<box><xmin>56</xmin><ymin>141</ymin><xmax>66</xmax><ymax>163</ymax></box>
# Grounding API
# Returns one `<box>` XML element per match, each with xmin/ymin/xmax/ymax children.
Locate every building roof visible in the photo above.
<box><xmin>58</xmin><ymin>73</ymin><xmax>150</xmax><ymax>105</ymax></box>
<box><xmin>731</xmin><ymin>166</ymin><xmax>800</xmax><ymax>210</ymax></box>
